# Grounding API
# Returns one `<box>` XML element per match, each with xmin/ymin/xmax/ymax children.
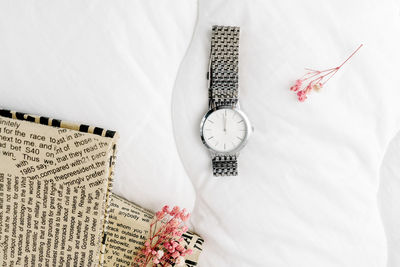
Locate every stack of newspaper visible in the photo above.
<box><xmin>0</xmin><ymin>109</ymin><xmax>203</xmax><ymax>266</ymax></box>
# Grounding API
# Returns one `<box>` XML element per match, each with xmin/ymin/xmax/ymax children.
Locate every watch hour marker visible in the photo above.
<box><xmin>203</xmin><ymin>108</ymin><xmax>249</xmax><ymax>152</ymax></box>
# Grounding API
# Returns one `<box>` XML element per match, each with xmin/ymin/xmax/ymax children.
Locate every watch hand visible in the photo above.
<box><xmin>224</xmin><ymin>112</ymin><xmax>227</xmax><ymax>133</ymax></box>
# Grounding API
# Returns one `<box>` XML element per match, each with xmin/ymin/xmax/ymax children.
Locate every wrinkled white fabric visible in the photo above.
<box><xmin>172</xmin><ymin>0</ymin><xmax>400</xmax><ymax>266</ymax></box>
<box><xmin>379</xmin><ymin>131</ymin><xmax>400</xmax><ymax>267</ymax></box>
<box><xmin>1</xmin><ymin>1</ymin><xmax>400</xmax><ymax>266</ymax></box>
<box><xmin>0</xmin><ymin>0</ymin><xmax>197</xmax><ymax>211</ymax></box>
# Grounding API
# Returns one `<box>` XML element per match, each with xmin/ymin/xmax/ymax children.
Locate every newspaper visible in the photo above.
<box><xmin>0</xmin><ymin>110</ymin><xmax>118</xmax><ymax>266</ymax></box>
<box><xmin>0</xmin><ymin>110</ymin><xmax>204</xmax><ymax>266</ymax></box>
<box><xmin>102</xmin><ymin>194</ymin><xmax>204</xmax><ymax>267</ymax></box>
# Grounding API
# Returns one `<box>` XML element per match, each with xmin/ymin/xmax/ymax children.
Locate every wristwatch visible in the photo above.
<box><xmin>200</xmin><ymin>25</ymin><xmax>253</xmax><ymax>176</ymax></box>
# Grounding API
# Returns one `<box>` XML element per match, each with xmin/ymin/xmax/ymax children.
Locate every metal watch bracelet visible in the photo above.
<box><xmin>208</xmin><ymin>25</ymin><xmax>240</xmax><ymax>176</ymax></box>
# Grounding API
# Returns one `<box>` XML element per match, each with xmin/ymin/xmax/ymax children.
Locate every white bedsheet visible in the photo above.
<box><xmin>380</xmin><ymin>131</ymin><xmax>400</xmax><ymax>266</ymax></box>
<box><xmin>172</xmin><ymin>0</ymin><xmax>400</xmax><ymax>266</ymax></box>
<box><xmin>0</xmin><ymin>0</ymin><xmax>197</xmax><ymax>210</ymax></box>
<box><xmin>1</xmin><ymin>0</ymin><xmax>400</xmax><ymax>266</ymax></box>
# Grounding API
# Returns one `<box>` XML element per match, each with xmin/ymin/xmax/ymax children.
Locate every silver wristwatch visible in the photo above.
<box><xmin>200</xmin><ymin>25</ymin><xmax>253</xmax><ymax>176</ymax></box>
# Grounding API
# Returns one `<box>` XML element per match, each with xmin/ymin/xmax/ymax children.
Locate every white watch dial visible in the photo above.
<box><xmin>202</xmin><ymin>108</ymin><xmax>248</xmax><ymax>153</ymax></box>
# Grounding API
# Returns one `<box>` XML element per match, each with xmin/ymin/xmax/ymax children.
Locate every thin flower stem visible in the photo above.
<box><xmin>302</xmin><ymin>67</ymin><xmax>337</xmax><ymax>82</ymax></box>
<box><xmin>290</xmin><ymin>44</ymin><xmax>362</xmax><ymax>102</ymax></box>
<box><xmin>302</xmin><ymin>71</ymin><xmax>321</xmax><ymax>80</ymax></box>
<box><xmin>309</xmin><ymin>76</ymin><xmax>323</xmax><ymax>86</ymax></box>
<box><xmin>319</xmin><ymin>44</ymin><xmax>363</xmax><ymax>86</ymax></box>
<box><xmin>304</xmin><ymin>68</ymin><xmax>318</xmax><ymax>72</ymax></box>
<box><xmin>310</xmin><ymin>68</ymin><xmax>337</xmax><ymax>85</ymax></box>
<box><xmin>305</xmin><ymin>67</ymin><xmax>337</xmax><ymax>73</ymax></box>
<box><xmin>304</xmin><ymin>44</ymin><xmax>363</xmax><ymax>83</ymax></box>
<box><xmin>321</xmin><ymin>69</ymin><xmax>339</xmax><ymax>85</ymax></box>
<box><xmin>338</xmin><ymin>44</ymin><xmax>363</xmax><ymax>69</ymax></box>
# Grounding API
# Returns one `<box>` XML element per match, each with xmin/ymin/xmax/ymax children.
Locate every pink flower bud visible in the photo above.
<box><xmin>162</xmin><ymin>205</ymin><xmax>170</xmax><ymax>213</ymax></box>
<box><xmin>171</xmin><ymin>251</ymin><xmax>180</xmax><ymax>259</ymax></box>
<box><xmin>297</xmin><ymin>90</ymin><xmax>307</xmax><ymax>102</ymax></box>
<box><xmin>156</xmin><ymin>211</ymin><xmax>164</xmax><ymax>220</ymax></box>
<box><xmin>171</xmin><ymin>206</ymin><xmax>180</xmax><ymax>216</ymax></box>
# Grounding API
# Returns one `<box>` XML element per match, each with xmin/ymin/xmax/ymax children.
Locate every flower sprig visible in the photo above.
<box><xmin>290</xmin><ymin>44</ymin><xmax>363</xmax><ymax>102</ymax></box>
<box><xmin>134</xmin><ymin>205</ymin><xmax>192</xmax><ymax>267</ymax></box>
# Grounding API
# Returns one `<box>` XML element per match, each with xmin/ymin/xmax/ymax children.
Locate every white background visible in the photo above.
<box><xmin>1</xmin><ymin>1</ymin><xmax>400</xmax><ymax>266</ymax></box>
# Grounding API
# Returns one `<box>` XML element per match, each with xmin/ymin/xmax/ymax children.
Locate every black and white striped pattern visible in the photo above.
<box><xmin>0</xmin><ymin>109</ymin><xmax>117</xmax><ymax>138</ymax></box>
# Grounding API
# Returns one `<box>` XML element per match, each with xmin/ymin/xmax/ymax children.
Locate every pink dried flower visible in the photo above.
<box><xmin>134</xmin><ymin>205</ymin><xmax>192</xmax><ymax>266</ymax></box>
<box><xmin>162</xmin><ymin>205</ymin><xmax>170</xmax><ymax>213</ymax></box>
<box><xmin>176</xmin><ymin>244</ymin><xmax>184</xmax><ymax>252</ymax></box>
<box><xmin>171</xmin><ymin>206</ymin><xmax>180</xmax><ymax>216</ymax></box>
<box><xmin>155</xmin><ymin>211</ymin><xmax>163</xmax><ymax>220</ymax></box>
<box><xmin>181</xmin><ymin>248</ymin><xmax>192</xmax><ymax>257</ymax></box>
<box><xmin>290</xmin><ymin>79</ymin><xmax>303</xmax><ymax>92</ymax></box>
<box><xmin>313</xmin><ymin>83</ymin><xmax>322</xmax><ymax>92</ymax></box>
<box><xmin>297</xmin><ymin>90</ymin><xmax>307</xmax><ymax>102</ymax></box>
<box><xmin>171</xmin><ymin>251</ymin><xmax>180</xmax><ymax>259</ymax></box>
<box><xmin>290</xmin><ymin>44</ymin><xmax>363</xmax><ymax>102</ymax></box>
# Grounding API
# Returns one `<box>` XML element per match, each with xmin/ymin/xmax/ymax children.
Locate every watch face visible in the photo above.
<box><xmin>201</xmin><ymin>108</ymin><xmax>249</xmax><ymax>153</ymax></box>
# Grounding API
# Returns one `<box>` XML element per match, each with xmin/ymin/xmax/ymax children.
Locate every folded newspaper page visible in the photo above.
<box><xmin>103</xmin><ymin>194</ymin><xmax>204</xmax><ymax>267</ymax></box>
<box><xmin>0</xmin><ymin>109</ymin><xmax>118</xmax><ymax>266</ymax></box>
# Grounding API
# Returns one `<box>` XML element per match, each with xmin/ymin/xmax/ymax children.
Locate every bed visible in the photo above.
<box><xmin>1</xmin><ymin>0</ymin><xmax>400</xmax><ymax>266</ymax></box>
